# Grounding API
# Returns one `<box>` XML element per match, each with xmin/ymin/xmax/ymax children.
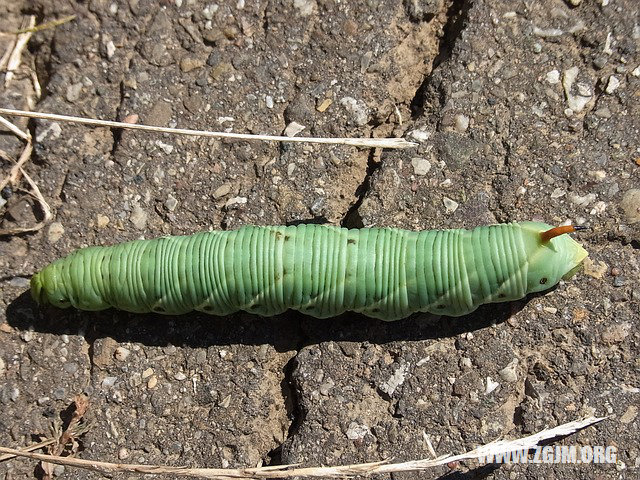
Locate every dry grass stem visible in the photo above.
<box><xmin>4</xmin><ymin>15</ymin><xmax>35</xmax><ymax>86</ymax></box>
<box><xmin>0</xmin><ymin>115</ymin><xmax>31</xmax><ymax>141</ymax></box>
<box><xmin>0</xmin><ymin>439</ymin><xmax>56</xmax><ymax>463</ymax></box>
<box><xmin>14</xmin><ymin>15</ymin><xmax>77</xmax><ymax>34</ymax></box>
<box><xmin>0</xmin><ymin>108</ymin><xmax>418</xmax><ymax>150</ymax></box>
<box><xmin>41</xmin><ymin>394</ymin><xmax>91</xmax><ymax>479</ymax></box>
<box><xmin>30</xmin><ymin>69</ymin><xmax>41</xmax><ymax>100</ymax></box>
<box><xmin>0</xmin><ymin>141</ymin><xmax>33</xmax><ymax>192</ymax></box>
<box><xmin>0</xmin><ymin>416</ymin><xmax>605</xmax><ymax>479</ymax></box>
<box><xmin>0</xmin><ymin>38</ymin><xmax>16</xmax><ymax>71</ymax></box>
<box><xmin>0</xmin><ymin>162</ymin><xmax>52</xmax><ymax>235</ymax></box>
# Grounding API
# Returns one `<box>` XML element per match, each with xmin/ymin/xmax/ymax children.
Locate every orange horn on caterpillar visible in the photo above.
<box><xmin>540</xmin><ymin>225</ymin><xmax>588</xmax><ymax>243</ymax></box>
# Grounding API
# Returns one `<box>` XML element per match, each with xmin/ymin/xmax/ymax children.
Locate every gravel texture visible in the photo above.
<box><xmin>1</xmin><ymin>0</ymin><xmax>638</xmax><ymax>479</ymax></box>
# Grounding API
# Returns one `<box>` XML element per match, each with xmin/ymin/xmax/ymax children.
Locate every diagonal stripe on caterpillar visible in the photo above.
<box><xmin>30</xmin><ymin>221</ymin><xmax>588</xmax><ymax>320</ymax></box>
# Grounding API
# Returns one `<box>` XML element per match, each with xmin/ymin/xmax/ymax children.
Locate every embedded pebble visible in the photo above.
<box><xmin>118</xmin><ymin>447</ymin><xmax>130</xmax><ymax>460</ymax></box>
<box><xmin>551</xmin><ymin>188</ymin><xmax>566</xmax><ymax>199</ymax></box>
<box><xmin>316</xmin><ymin>98</ymin><xmax>332</xmax><ymax>112</ymax></box>
<box><xmin>142</xmin><ymin>368</ymin><xmax>154</xmax><ymax>379</ymax></box>
<box><xmin>283</xmin><ymin>121</ymin><xmax>306</xmax><ymax>137</ymax></box>
<box><xmin>0</xmin><ymin>357</ymin><xmax>4</xmax><ymax>376</ymax></box>
<box><xmin>620</xmin><ymin>189</ymin><xmax>640</xmax><ymax>224</ymax></box>
<box><xmin>534</xmin><ymin>27</ymin><xmax>564</xmax><ymax>38</ymax></box>
<box><xmin>319</xmin><ymin>378</ymin><xmax>335</xmax><ymax>396</ymax></box>
<box><xmin>563</xmin><ymin>67</ymin><xmax>592</xmax><ymax>113</ymax></box>
<box><xmin>339</xmin><ymin>97</ymin><xmax>369</xmax><ymax>126</ymax></box>
<box><xmin>219</xmin><ymin>394</ymin><xmax>232</xmax><ymax>408</ymax></box>
<box><xmin>130</xmin><ymin>204</ymin><xmax>148</xmax><ymax>229</ymax></box>
<box><xmin>8</xmin><ymin>277</ymin><xmax>30</xmax><ymax>288</ymax></box>
<box><xmin>35</xmin><ymin>122</ymin><xmax>62</xmax><ymax>142</ymax></box>
<box><xmin>66</xmin><ymin>83</ymin><xmax>83</xmax><ymax>102</ymax></box>
<box><xmin>105</xmin><ymin>40</ymin><xmax>116</xmax><ymax>59</ymax></box>
<box><xmin>545</xmin><ymin>70</ymin><xmax>560</xmax><ymax>84</ymax></box>
<box><xmin>569</xmin><ymin>193</ymin><xmax>596</xmax><ymax>206</ymax></box>
<box><xmin>114</xmin><ymin>347</ymin><xmax>131</xmax><ymax>361</ymax></box>
<box><xmin>53</xmin><ymin>387</ymin><xmax>66</xmax><ymax>400</ymax></box>
<box><xmin>265</xmin><ymin>95</ymin><xmax>274</xmax><ymax>109</ymax></box>
<box><xmin>213</xmin><ymin>184</ymin><xmax>232</xmax><ymax>199</ymax></box>
<box><xmin>310</xmin><ymin>197</ymin><xmax>326</xmax><ymax>216</ymax></box>
<box><xmin>485</xmin><ymin>376</ymin><xmax>500</xmax><ymax>394</ymax></box>
<box><xmin>155</xmin><ymin>140</ymin><xmax>174</xmax><ymax>155</ymax></box>
<box><xmin>499</xmin><ymin>359</ymin><xmax>519</xmax><ymax>383</ymax></box>
<box><xmin>47</xmin><ymin>222</ymin><xmax>65</xmax><ymax>243</ymax></box>
<box><xmin>174</xmin><ymin>372</ymin><xmax>187</xmax><ymax>381</ymax></box>
<box><xmin>147</xmin><ymin>375</ymin><xmax>158</xmax><ymax>389</ymax></box>
<box><xmin>454</xmin><ymin>114</ymin><xmax>469</xmax><ymax>133</ymax></box>
<box><xmin>593</xmin><ymin>56</ymin><xmax>608</xmax><ymax>70</ymax></box>
<box><xmin>590</xmin><ymin>201</ymin><xmax>606</xmax><ymax>215</ymax></box>
<box><xmin>63</xmin><ymin>362</ymin><xmax>78</xmax><ymax>374</ymax></box>
<box><xmin>379</xmin><ymin>363</ymin><xmax>409</xmax><ymax>396</ymax></box>
<box><xmin>459</xmin><ymin>357</ymin><xmax>472</xmax><ymax>369</ymax></box>
<box><xmin>346</xmin><ymin>422</ymin><xmax>370</xmax><ymax>440</ymax></box>
<box><xmin>613</xmin><ymin>276</ymin><xmax>627</xmax><ymax>287</ymax></box>
<box><xmin>443</xmin><ymin>197</ymin><xmax>459</xmax><ymax>214</ymax></box>
<box><xmin>601</xmin><ymin>322</ymin><xmax>631</xmax><ymax>343</ymax></box>
<box><xmin>102</xmin><ymin>376</ymin><xmax>118</xmax><ymax>388</ymax></box>
<box><xmin>202</xmin><ymin>4</ymin><xmax>218</xmax><ymax>19</ymax></box>
<box><xmin>605</xmin><ymin>76</ymin><xmax>620</xmax><ymax>94</ymax></box>
<box><xmin>583</xmin><ymin>258</ymin><xmax>608</xmax><ymax>278</ymax></box>
<box><xmin>620</xmin><ymin>405</ymin><xmax>638</xmax><ymax>425</ymax></box>
<box><xmin>20</xmin><ymin>330</ymin><xmax>34</xmax><ymax>342</ymax></box>
<box><xmin>97</xmin><ymin>214</ymin><xmax>110</xmax><ymax>228</ymax></box>
<box><xmin>411</xmin><ymin>157</ymin><xmax>432</xmax><ymax>176</ymax></box>
<box><xmin>225</xmin><ymin>196</ymin><xmax>248</xmax><ymax>208</ymax></box>
<box><xmin>164</xmin><ymin>194</ymin><xmax>178</xmax><ymax>212</ymax></box>
<box><xmin>294</xmin><ymin>0</ymin><xmax>316</xmax><ymax>16</ymax></box>
<box><xmin>9</xmin><ymin>387</ymin><xmax>19</xmax><ymax>402</ymax></box>
<box><xmin>180</xmin><ymin>56</ymin><xmax>205</xmax><ymax>72</ymax></box>
<box><xmin>407</xmin><ymin>128</ymin><xmax>431</xmax><ymax>143</ymax></box>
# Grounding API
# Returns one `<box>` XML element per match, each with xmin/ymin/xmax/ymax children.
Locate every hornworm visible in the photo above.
<box><xmin>30</xmin><ymin>222</ymin><xmax>588</xmax><ymax>320</ymax></box>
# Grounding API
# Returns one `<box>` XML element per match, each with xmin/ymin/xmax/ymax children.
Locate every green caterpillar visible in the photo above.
<box><xmin>30</xmin><ymin>222</ymin><xmax>587</xmax><ymax>320</ymax></box>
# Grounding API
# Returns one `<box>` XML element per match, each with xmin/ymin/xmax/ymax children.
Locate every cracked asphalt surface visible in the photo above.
<box><xmin>1</xmin><ymin>0</ymin><xmax>638</xmax><ymax>478</ymax></box>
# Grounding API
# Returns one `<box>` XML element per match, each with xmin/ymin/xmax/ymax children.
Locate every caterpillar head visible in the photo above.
<box><xmin>521</xmin><ymin>222</ymin><xmax>589</xmax><ymax>294</ymax></box>
<box><xmin>30</xmin><ymin>263</ymin><xmax>73</xmax><ymax>309</ymax></box>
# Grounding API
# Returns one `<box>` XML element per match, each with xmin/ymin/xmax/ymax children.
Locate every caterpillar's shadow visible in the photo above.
<box><xmin>4</xmin><ymin>289</ymin><xmax>549</xmax><ymax>352</ymax></box>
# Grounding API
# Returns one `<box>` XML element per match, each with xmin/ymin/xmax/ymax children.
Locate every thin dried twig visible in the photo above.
<box><xmin>0</xmin><ymin>416</ymin><xmax>606</xmax><ymax>479</ymax></box>
<box><xmin>30</xmin><ymin>69</ymin><xmax>41</xmax><ymax>100</ymax></box>
<box><xmin>0</xmin><ymin>115</ymin><xmax>30</xmax><ymax>141</ymax></box>
<box><xmin>4</xmin><ymin>15</ymin><xmax>36</xmax><ymax>86</ymax></box>
<box><xmin>0</xmin><ymin>141</ymin><xmax>32</xmax><ymax>192</ymax></box>
<box><xmin>0</xmin><ymin>164</ymin><xmax>52</xmax><ymax>235</ymax></box>
<box><xmin>13</xmin><ymin>15</ymin><xmax>77</xmax><ymax>34</ymax></box>
<box><xmin>41</xmin><ymin>394</ymin><xmax>91</xmax><ymax>479</ymax></box>
<box><xmin>0</xmin><ymin>108</ymin><xmax>418</xmax><ymax>150</ymax></box>
<box><xmin>0</xmin><ymin>38</ymin><xmax>16</xmax><ymax>71</ymax></box>
<box><xmin>0</xmin><ymin>439</ymin><xmax>56</xmax><ymax>463</ymax></box>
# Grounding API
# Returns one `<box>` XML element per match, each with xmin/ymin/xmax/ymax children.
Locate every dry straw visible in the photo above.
<box><xmin>0</xmin><ymin>416</ymin><xmax>605</xmax><ymax>479</ymax></box>
<box><xmin>0</xmin><ymin>108</ymin><xmax>417</xmax><ymax>150</ymax></box>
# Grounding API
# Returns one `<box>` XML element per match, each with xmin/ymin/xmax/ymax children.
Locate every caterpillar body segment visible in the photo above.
<box><xmin>30</xmin><ymin>222</ymin><xmax>588</xmax><ymax>320</ymax></box>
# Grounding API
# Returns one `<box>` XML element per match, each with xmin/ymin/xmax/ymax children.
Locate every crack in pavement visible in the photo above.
<box><xmin>410</xmin><ymin>0</ymin><xmax>473</xmax><ymax>119</ymax></box>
